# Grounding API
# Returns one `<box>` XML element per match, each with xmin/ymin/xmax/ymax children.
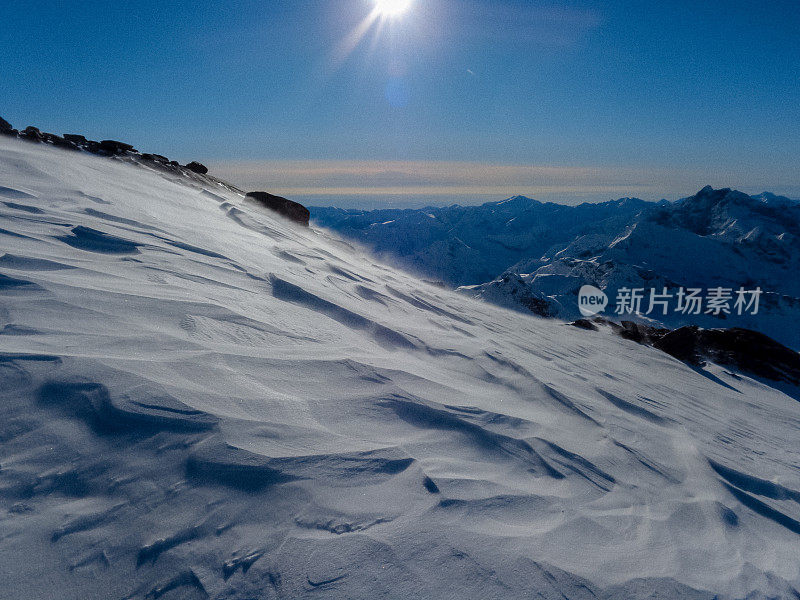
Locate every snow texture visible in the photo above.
<box><xmin>0</xmin><ymin>138</ymin><xmax>799</xmax><ymax>599</ymax></box>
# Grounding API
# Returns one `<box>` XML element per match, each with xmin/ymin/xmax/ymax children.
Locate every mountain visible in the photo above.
<box><xmin>312</xmin><ymin>187</ymin><xmax>800</xmax><ymax>350</ymax></box>
<box><xmin>310</xmin><ymin>196</ymin><xmax>655</xmax><ymax>286</ymax></box>
<box><xmin>460</xmin><ymin>186</ymin><xmax>800</xmax><ymax>349</ymax></box>
<box><xmin>2</xmin><ymin>137</ymin><xmax>800</xmax><ymax>599</ymax></box>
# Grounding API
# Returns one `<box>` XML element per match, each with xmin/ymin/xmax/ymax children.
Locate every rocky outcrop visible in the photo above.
<box><xmin>654</xmin><ymin>326</ymin><xmax>800</xmax><ymax>386</ymax></box>
<box><xmin>616</xmin><ymin>321</ymin><xmax>669</xmax><ymax>345</ymax></box>
<box><xmin>245</xmin><ymin>192</ymin><xmax>310</xmax><ymax>227</ymax></box>
<box><xmin>99</xmin><ymin>140</ymin><xmax>136</xmax><ymax>155</ymax></box>
<box><xmin>571</xmin><ymin>319</ymin><xmax>598</xmax><ymax>331</ymax></box>
<box><xmin>185</xmin><ymin>161</ymin><xmax>208</xmax><ymax>174</ymax></box>
<box><xmin>0</xmin><ymin>116</ymin><xmax>13</xmax><ymax>134</ymax></box>
<box><xmin>141</xmin><ymin>153</ymin><xmax>169</xmax><ymax>163</ymax></box>
<box><xmin>1</xmin><ymin>118</ymin><xmax>215</xmax><ymax>180</ymax></box>
<box><xmin>20</xmin><ymin>126</ymin><xmax>43</xmax><ymax>142</ymax></box>
<box><xmin>42</xmin><ymin>133</ymin><xmax>79</xmax><ymax>150</ymax></box>
<box><xmin>589</xmin><ymin>318</ymin><xmax>800</xmax><ymax>387</ymax></box>
<box><xmin>63</xmin><ymin>134</ymin><xmax>88</xmax><ymax>145</ymax></box>
<box><xmin>650</xmin><ymin>326</ymin><xmax>702</xmax><ymax>364</ymax></box>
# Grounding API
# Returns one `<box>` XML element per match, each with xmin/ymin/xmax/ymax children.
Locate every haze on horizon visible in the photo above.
<box><xmin>2</xmin><ymin>0</ymin><xmax>798</xmax><ymax>207</ymax></box>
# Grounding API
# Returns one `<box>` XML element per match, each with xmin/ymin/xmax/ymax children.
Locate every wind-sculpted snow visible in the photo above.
<box><xmin>0</xmin><ymin>137</ymin><xmax>799</xmax><ymax>598</ymax></box>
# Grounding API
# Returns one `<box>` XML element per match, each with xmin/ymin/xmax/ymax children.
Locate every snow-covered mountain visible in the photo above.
<box><xmin>310</xmin><ymin>196</ymin><xmax>654</xmax><ymax>286</ymax></box>
<box><xmin>1</xmin><ymin>137</ymin><xmax>800</xmax><ymax>599</ymax></box>
<box><xmin>312</xmin><ymin>187</ymin><xmax>800</xmax><ymax>350</ymax></box>
<box><xmin>461</xmin><ymin>186</ymin><xmax>800</xmax><ymax>349</ymax></box>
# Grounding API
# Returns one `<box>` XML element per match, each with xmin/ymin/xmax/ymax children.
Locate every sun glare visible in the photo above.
<box><xmin>374</xmin><ymin>0</ymin><xmax>412</xmax><ymax>17</ymax></box>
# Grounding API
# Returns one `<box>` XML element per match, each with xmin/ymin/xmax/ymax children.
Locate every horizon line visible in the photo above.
<box><xmin>209</xmin><ymin>159</ymin><xmax>800</xmax><ymax>207</ymax></box>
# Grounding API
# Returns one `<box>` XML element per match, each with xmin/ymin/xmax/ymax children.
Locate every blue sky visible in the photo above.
<box><xmin>2</xmin><ymin>0</ymin><xmax>798</xmax><ymax>206</ymax></box>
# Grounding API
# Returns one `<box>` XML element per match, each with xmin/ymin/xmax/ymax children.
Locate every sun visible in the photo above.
<box><xmin>373</xmin><ymin>0</ymin><xmax>412</xmax><ymax>17</ymax></box>
<box><xmin>333</xmin><ymin>0</ymin><xmax>413</xmax><ymax>65</ymax></box>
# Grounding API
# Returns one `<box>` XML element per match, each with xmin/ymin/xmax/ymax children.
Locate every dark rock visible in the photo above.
<box><xmin>84</xmin><ymin>140</ymin><xmax>102</xmax><ymax>154</ymax></box>
<box><xmin>245</xmin><ymin>192</ymin><xmax>310</xmax><ymax>227</ymax></box>
<box><xmin>169</xmin><ymin>160</ymin><xmax>179</xmax><ymax>166</ymax></box>
<box><xmin>493</xmin><ymin>273</ymin><xmax>557</xmax><ymax>317</ymax></box>
<box><xmin>520</xmin><ymin>295</ymin><xmax>556</xmax><ymax>317</ymax></box>
<box><xmin>617</xmin><ymin>321</ymin><xmax>668</xmax><ymax>345</ymax></box>
<box><xmin>19</xmin><ymin>126</ymin><xmax>43</xmax><ymax>142</ymax></box>
<box><xmin>703</xmin><ymin>328</ymin><xmax>797</xmax><ymax>385</ymax></box>
<box><xmin>54</xmin><ymin>139</ymin><xmax>80</xmax><ymax>151</ymax></box>
<box><xmin>0</xmin><ymin>116</ymin><xmax>12</xmax><ymax>134</ymax></box>
<box><xmin>98</xmin><ymin>140</ymin><xmax>136</xmax><ymax>155</ymax></box>
<box><xmin>42</xmin><ymin>133</ymin><xmax>79</xmax><ymax>151</ymax></box>
<box><xmin>653</xmin><ymin>326</ymin><xmax>703</xmax><ymax>365</ymax></box>
<box><xmin>571</xmin><ymin>319</ymin><xmax>598</xmax><ymax>331</ymax></box>
<box><xmin>654</xmin><ymin>326</ymin><xmax>800</xmax><ymax>386</ymax></box>
<box><xmin>63</xmin><ymin>134</ymin><xmax>88</xmax><ymax>145</ymax></box>
<box><xmin>185</xmin><ymin>161</ymin><xmax>208</xmax><ymax>174</ymax></box>
<box><xmin>141</xmin><ymin>153</ymin><xmax>170</xmax><ymax>163</ymax></box>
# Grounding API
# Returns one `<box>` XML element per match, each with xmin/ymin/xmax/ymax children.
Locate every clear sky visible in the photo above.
<box><xmin>2</xmin><ymin>0</ymin><xmax>798</xmax><ymax>207</ymax></box>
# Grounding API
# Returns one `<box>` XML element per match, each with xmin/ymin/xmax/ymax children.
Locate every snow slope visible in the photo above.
<box><xmin>1</xmin><ymin>137</ymin><xmax>799</xmax><ymax>599</ymax></box>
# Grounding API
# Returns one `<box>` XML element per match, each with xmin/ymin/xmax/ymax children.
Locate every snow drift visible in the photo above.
<box><xmin>0</xmin><ymin>137</ymin><xmax>799</xmax><ymax>599</ymax></box>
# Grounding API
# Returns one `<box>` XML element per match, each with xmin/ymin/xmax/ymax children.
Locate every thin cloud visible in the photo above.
<box><xmin>210</xmin><ymin>159</ymin><xmax>800</xmax><ymax>208</ymax></box>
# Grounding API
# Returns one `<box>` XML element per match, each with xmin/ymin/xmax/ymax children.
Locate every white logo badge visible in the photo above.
<box><xmin>578</xmin><ymin>285</ymin><xmax>608</xmax><ymax>317</ymax></box>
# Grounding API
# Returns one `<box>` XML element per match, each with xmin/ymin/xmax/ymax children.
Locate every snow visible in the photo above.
<box><xmin>0</xmin><ymin>137</ymin><xmax>799</xmax><ymax>598</ymax></box>
<box><xmin>458</xmin><ymin>188</ymin><xmax>800</xmax><ymax>349</ymax></box>
<box><xmin>309</xmin><ymin>197</ymin><xmax>651</xmax><ymax>287</ymax></box>
<box><xmin>312</xmin><ymin>189</ymin><xmax>800</xmax><ymax>349</ymax></box>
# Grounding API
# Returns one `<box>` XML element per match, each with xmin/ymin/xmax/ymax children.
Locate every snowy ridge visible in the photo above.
<box><xmin>460</xmin><ymin>187</ymin><xmax>800</xmax><ymax>349</ymax></box>
<box><xmin>310</xmin><ymin>197</ymin><xmax>653</xmax><ymax>286</ymax></box>
<box><xmin>1</xmin><ymin>138</ymin><xmax>800</xmax><ymax>598</ymax></box>
<box><xmin>312</xmin><ymin>188</ymin><xmax>800</xmax><ymax>349</ymax></box>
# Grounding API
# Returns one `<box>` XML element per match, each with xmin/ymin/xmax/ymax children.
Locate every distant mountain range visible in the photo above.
<box><xmin>311</xmin><ymin>187</ymin><xmax>800</xmax><ymax>349</ymax></box>
<box><xmin>311</xmin><ymin>195</ymin><xmax>658</xmax><ymax>286</ymax></box>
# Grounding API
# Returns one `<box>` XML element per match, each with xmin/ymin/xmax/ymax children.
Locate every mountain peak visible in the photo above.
<box><xmin>489</xmin><ymin>195</ymin><xmax>541</xmax><ymax>207</ymax></box>
<box><xmin>751</xmin><ymin>191</ymin><xmax>798</xmax><ymax>205</ymax></box>
<box><xmin>691</xmin><ymin>185</ymin><xmax>736</xmax><ymax>201</ymax></box>
<box><xmin>680</xmin><ymin>186</ymin><xmax>747</xmax><ymax>208</ymax></box>
<box><xmin>649</xmin><ymin>185</ymin><xmax>800</xmax><ymax>241</ymax></box>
